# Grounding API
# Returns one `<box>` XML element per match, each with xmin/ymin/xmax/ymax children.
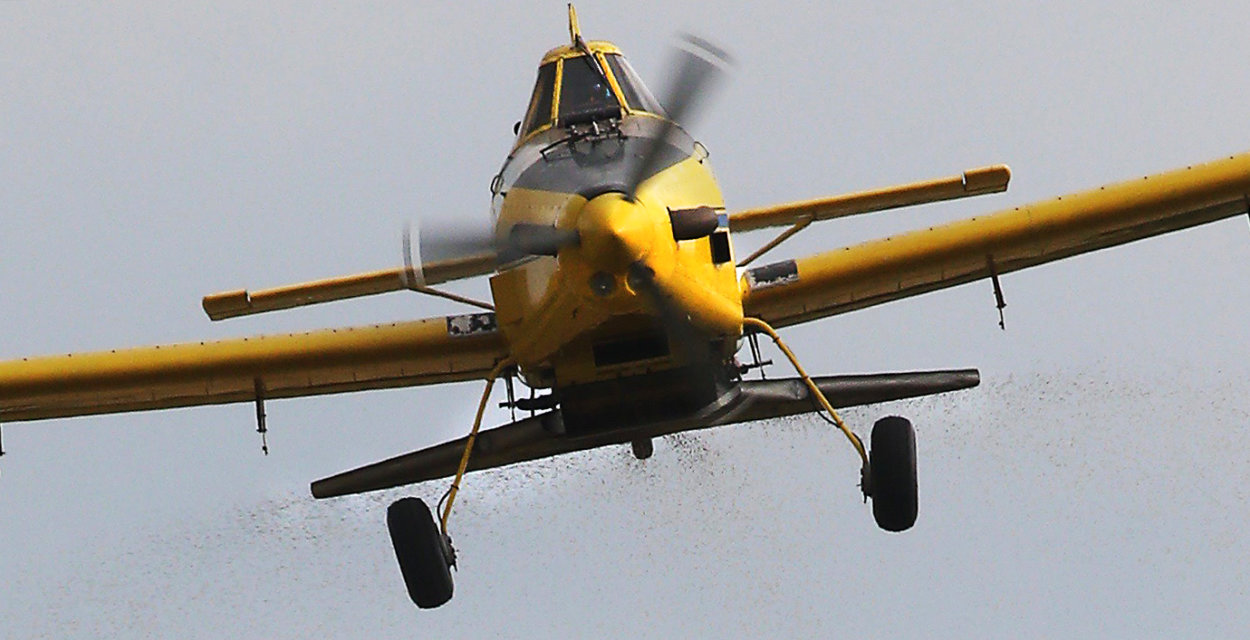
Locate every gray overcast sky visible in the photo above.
<box><xmin>3</xmin><ymin>2</ymin><xmax>1250</xmax><ymax>637</ymax></box>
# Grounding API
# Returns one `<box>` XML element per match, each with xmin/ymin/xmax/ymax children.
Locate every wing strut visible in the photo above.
<box><xmin>987</xmin><ymin>255</ymin><xmax>1007</xmax><ymax>330</ymax></box>
<box><xmin>254</xmin><ymin>378</ymin><xmax>269</xmax><ymax>456</ymax></box>
<box><xmin>737</xmin><ymin>215</ymin><xmax>813</xmax><ymax>267</ymax></box>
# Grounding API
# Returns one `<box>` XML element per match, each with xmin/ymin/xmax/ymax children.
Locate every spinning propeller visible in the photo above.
<box><xmin>407</xmin><ymin>35</ymin><xmax>733</xmax><ymax>336</ymax></box>
<box><xmin>622</xmin><ymin>34</ymin><xmax>732</xmax><ymax>202</ymax></box>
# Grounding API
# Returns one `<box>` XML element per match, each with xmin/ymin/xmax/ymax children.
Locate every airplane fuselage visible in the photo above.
<box><xmin>484</xmin><ymin>42</ymin><xmax>743</xmax><ymax>430</ymax></box>
<box><xmin>489</xmin><ymin>117</ymin><xmax>742</xmax><ymax>427</ymax></box>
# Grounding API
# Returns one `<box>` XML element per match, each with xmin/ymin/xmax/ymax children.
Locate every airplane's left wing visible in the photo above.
<box><xmin>0</xmin><ymin>313</ymin><xmax>506</xmax><ymax>422</ymax></box>
<box><xmin>742</xmin><ymin>152</ymin><xmax>1250</xmax><ymax>327</ymax></box>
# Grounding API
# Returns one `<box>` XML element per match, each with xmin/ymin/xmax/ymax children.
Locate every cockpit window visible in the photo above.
<box><xmin>604</xmin><ymin>54</ymin><xmax>665</xmax><ymax>116</ymax></box>
<box><xmin>558</xmin><ymin>55</ymin><xmax>622</xmax><ymax>126</ymax></box>
<box><xmin>519</xmin><ymin>62</ymin><xmax>557</xmax><ymax>138</ymax></box>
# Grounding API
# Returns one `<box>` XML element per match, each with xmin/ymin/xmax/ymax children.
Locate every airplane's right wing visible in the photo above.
<box><xmin>0</xmin><ymin>313</ymin><xmax>507</xmax><ymax>422</ymax></box>
<box><xmin>202</xmin><ymin>252</ymin><xmax>497</xmax><ymax>321</ymax></box>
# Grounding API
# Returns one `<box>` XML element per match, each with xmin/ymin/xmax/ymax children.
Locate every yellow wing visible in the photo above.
<box><xmin>728</xmin><ymin>164</ymin><xmax>1011</xmax><ymax>232</ymax></box>
<box><xmin>0</xmin><ymin>313</ymin><xmax>507</xmax><ymax>422</ymax></box>
<box><xmin>742</xmin><ymin>152</ymin><xmax>1250</xmax><ymax>327</ymax></box>
<box><xmin>201</xmin><ymin>253</ymin><xmax>496</xmax><ymax>321</ymax></box>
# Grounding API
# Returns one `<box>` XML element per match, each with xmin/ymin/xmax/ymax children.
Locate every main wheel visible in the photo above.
<box><xmin>869</xmin><ymin>416</ymin><xmax>918</xmax><ymax>532</ymax></box>
<box><xmin>387</xmin><ymin>497</ymin><xmax>454</xmax><ymax>608</ymax></box>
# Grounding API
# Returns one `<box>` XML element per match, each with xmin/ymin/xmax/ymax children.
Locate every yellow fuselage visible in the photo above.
<box><xmin>487</xmin><ymin>116</ymin><xmax>743</xmax><ymax>392</ymax></box>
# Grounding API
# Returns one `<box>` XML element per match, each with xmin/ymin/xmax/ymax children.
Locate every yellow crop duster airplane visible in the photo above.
<box><xmin>4</xmin><ymin>7</ymin><xmax>1250</xmax><ymax>608</ymax></box>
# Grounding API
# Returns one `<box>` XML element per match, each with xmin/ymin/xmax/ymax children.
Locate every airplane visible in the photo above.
<box><xmin>3</xmin><ymin>5</ymin><xmax>1250</xmax><ymax>609</ymax></box>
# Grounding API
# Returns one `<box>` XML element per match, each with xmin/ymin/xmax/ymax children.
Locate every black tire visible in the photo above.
<box><xmin>870</xmin><ymin>416</ymin><xmax>918</xmax><ymax>532</ymax></box>
<box><xmin>387</xmin><ymin>497</ymin><xmax>454</xmax><ymax>608</ymax></box>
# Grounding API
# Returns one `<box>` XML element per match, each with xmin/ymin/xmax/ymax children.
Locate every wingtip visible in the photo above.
<box><xmin>201</xmin><ymin>289</ymin><xmax>251</xmax><ymax>321</ymax></box>
<box><xmin>963</xmin><ymin>164</ymin><xmax>1012</xmax><ymax>194</ymax></box>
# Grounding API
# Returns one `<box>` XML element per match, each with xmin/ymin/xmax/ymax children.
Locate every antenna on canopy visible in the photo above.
<box><xmin>566</xmin><ymin>3</ymin><xmax>609</xmax><ymax>84</ymax></box>
<box><xmin>568</xmin><ymin>3</ymin><xmax>581</xmax><ymax>45</ymax></box>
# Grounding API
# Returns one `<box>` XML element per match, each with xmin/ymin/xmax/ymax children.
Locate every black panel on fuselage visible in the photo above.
<box><xmin>505</xmin><ymin>116</ymin><xmax>694</xmax><ymax>200</ymax></box>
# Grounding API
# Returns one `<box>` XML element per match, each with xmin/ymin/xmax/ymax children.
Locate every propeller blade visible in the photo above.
<box><xmin>623</xmin><ymin>34</ymin><xmax>733</xmax><ymax>201</ymax></box>
<box><xmin>403</xmin><ymin>219</ymin><xmax>582</xmax><ymax>281</ymax></box>
<box><xmin>508</xmin><ymin>223</ymin><xmax>581</xmax><ymax>258</ymax></box>
<box><xmin>401</xmin><ymin>222</ymin><xmax>422</xmax><ymax>288</ymax></box>
<box><xmin>402</xmin><ymin>219</ymin><xmax>501</xmax><ymax>288</ymax></box>
<box><xmin>415</xmin><ymin>220</ymin><xmax>497</xmax><ymax>263</ymax></box>
<box><xmin>626</xmin><ymin>261</ymin><xmax>709</xmax><ymax>365</ymax></box>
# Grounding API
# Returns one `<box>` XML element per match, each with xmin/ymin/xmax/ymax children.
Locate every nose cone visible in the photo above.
<box><xmin>577</xmin><ymin>193</ymin><xmax>657</xmax><ymax>272</ymax></box>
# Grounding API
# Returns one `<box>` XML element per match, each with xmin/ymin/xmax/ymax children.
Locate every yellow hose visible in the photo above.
<box><xmin>742</xmin><ymin>317</ymin><xmax>869</xmax><ymax>467</ymax></box>
<box><xmin>439</xmin><ymin>358</ymin><xmax>513</xmax><ymax>533</ymax></box>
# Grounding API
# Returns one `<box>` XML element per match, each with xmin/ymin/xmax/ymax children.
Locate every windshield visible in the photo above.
<box><xmin>604</xmin><ymin>54</ymin><xmax>665</xmax><ymax>116</ymax></box>
<box><xmin>519</xmin><ymin>62</ymin><xmax>557</xmax><ymax>138</ymax></box>
<box><xmin>558</xmin><ymin>55</ymin><xmax>622</xmax><ymax>126</ymax></box>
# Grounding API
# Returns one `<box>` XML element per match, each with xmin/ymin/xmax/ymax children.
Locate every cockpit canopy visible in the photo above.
<box><xmin>518</xmin><ymin>41</ymin><xmax>664</xmax><ymax>140</ymax></box>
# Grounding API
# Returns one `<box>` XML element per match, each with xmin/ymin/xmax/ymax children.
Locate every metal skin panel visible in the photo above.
<box><xmin>0</xmin><ymin>317</ymin><xmax>507</xmax><ymax>421</ymax></box>
<box><xmin>743</xmin><ymin>152</ymin><xmax>1250</xmax><ymax>327</ymax></box>
<box><xmin>509</xmin><ymin>126</ymin><xmax>691</xmax><ymax>197</ymax></box>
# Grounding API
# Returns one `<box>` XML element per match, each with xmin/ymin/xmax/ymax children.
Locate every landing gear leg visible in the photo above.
<box><xmin>866</xmin><ymin>416</ymin><xmax>918</xmax><ymax>532</ymax></box>
<box><xmin>389</xmin><ymin>359</ymin><xmax>511</xmax><ymax>609</ymax></box>
<box><xmin>744</xmin><ymin>318</ymin><xmax>895</xmax><ymax>529</ymax></box>
<box><xmin>387</xmin><ymin>497</ymin><xmax>455</xmax><ymax>609</ymax></box>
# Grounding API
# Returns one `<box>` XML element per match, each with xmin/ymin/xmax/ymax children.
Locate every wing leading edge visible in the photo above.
<box><xmin>0</xmin><ymin>313</ymin><xmax>507</xmax><ymax>422</ymax></box>
<box><xmin>742</xmin><ymin>152</ymin><xmax>1250</xmax><ymax>327</ymax></box>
